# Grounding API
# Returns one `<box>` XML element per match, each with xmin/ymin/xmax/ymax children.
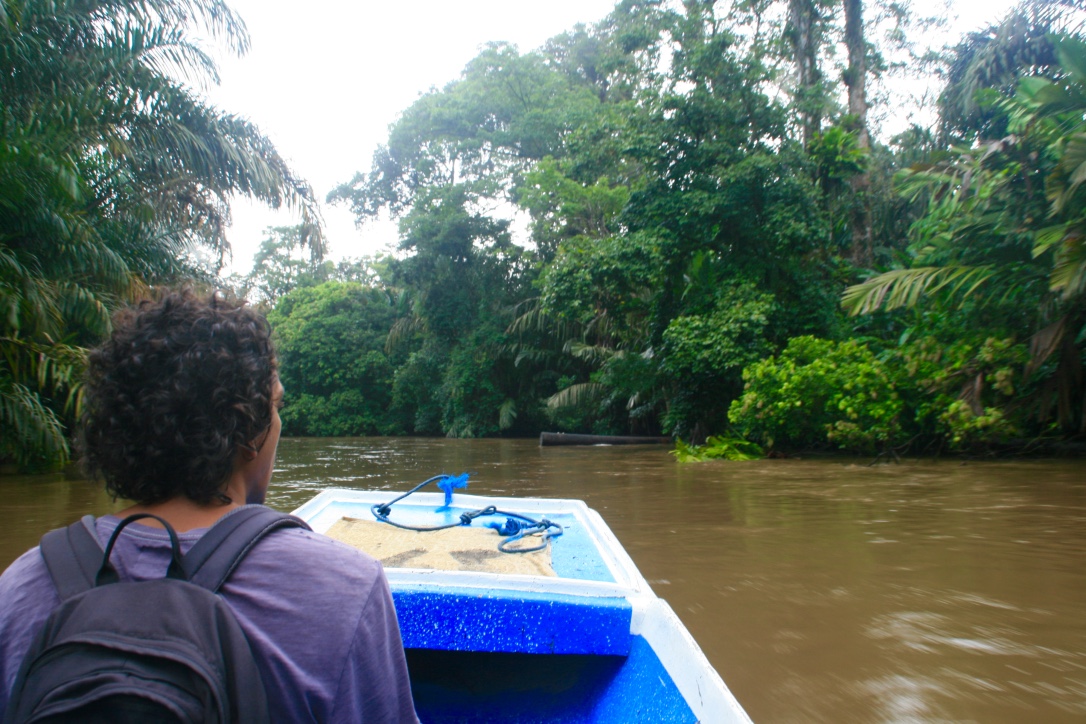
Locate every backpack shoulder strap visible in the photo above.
<box><xmin>184</xmin><ymin>506</ymin><xmax>312</xmax><ymax>593</ymax></box>
<box><xmin>39</xmin><ymin>515</ymin><xmax>102</xmax><ymax>601</ymax></box>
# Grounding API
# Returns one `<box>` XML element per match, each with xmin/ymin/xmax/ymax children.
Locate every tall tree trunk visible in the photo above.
<box><xmin>790</xmin><ymin>0</ymin><xmax>822</xmax><ymax>148</ymax></box>
<box><xmin>844</xmin><ymin>0</ymin><xmax>873</xmax><ymax>266</ymax></box>
<box><xmin>844</xmin><ymin>0</ymin><xmax>869</xmax><ymax>149</ymax></box>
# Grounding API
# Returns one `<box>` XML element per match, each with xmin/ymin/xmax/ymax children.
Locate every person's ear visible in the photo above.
<box><xmin>238</xmin><ymin>442</ymin><xmax>258</xmax><ymax>461</ymax></box>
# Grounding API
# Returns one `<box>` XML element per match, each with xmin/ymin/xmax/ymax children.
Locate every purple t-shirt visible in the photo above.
<box><xmin>0</xmin><ymin>510</ymin><xmax>419</xmax><ymax>723</ymax></box>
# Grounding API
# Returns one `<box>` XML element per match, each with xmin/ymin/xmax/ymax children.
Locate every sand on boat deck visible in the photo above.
<box><xmin>325</xmin><ymin>517</ymin><xmax>556</xmax><ymax>577</ymax></box>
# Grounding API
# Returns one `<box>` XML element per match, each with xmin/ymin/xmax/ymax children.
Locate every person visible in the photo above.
<box><xmin>0</xmin><ymin>290</ymin><xmax>419</xmax><ymax>722</ymax></box>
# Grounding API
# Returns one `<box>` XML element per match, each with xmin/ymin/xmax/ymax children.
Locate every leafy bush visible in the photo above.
<box><xmin>670</xmin><ymin>436</ymin><xmax>764</xmax><ymax>462</ymax></box>
<box><xmin>539</xmin><ymin>231</ymin><xmax>664</xmax><ymax>333</ymax></box>
<box><xmin>897</xmin><ymin>335</ymin><xmax>1029</xmax><ymax>450</ymax></box>
<box><xmin>729</xmin><ymin>336</ymin><xmax>903</xmax><ymax>453</ymax></box>
<box><xmin>660</xmin><ymin>284</ymin><xmax>775</xmax><ymax>436</ymax></box>
<box><xmin>438</xmin><ymin>329</ymin><xmax>507</xmax><ymax>438</ymax></box>
<box><xmin>661</xmin><ymin>285</ymin><xmax>775</xmax><ymax>381</ymax></box>
<box><xmin>279</xmin><ymin>391</ymin><xmax>381</xmax><ymax>438</ymax></box>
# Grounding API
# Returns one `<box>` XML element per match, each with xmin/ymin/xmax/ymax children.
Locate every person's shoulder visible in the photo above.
<box><xmin>245</xmin><ymin>525</ymin><xmax>384</xmax><ymax>584</ymax></box>
<box><xmin>258</xmin><ymin>524</ymin><xmax>377</xmax><ymax>561</ymax></box>
<box><xmin>0</xmin><ymin>547</ymin><xmax>50</xmax><ymax>593</ymax></box>
<box><xmin>0</xmin><ymin>547</ymin><xmax>58</xmax><ymax>714</ymax></box>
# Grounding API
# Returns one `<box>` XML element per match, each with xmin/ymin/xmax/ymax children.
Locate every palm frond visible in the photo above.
<box><xmin>546</xmin><ymin>382</ymin><xmax>605</xmax><ymax>410</ymax></box>
<box><xmin>0</xmin><ymin>376</ymin><xmax>69</xmax><ymax>466</ymax></box>
<box><xmin>843</xmin><ymin>266</ymin><xmax>997</xmax><ymax>315</ymax></box>
<box><xmin>566</xmin><ymin>341</ymin><xmax>617</xmax><ymax>364</ymax></box>
<box><xmin>498</xmin><ymin>399</ymin><xmax>517</xmax><ymax>430</ymax></box>
<box><xmin>0</xmin><ymin>0</ymin><xmax>321</xmax><ymax>468</ymax></box>
<box><xmin>385</xmin><ymin>314</ymin><xmax>426</xmax><ymax>354</ymax></box>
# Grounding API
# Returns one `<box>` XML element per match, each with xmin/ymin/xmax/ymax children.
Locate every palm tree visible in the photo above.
<box><xmin>843</xmin><ymin>33</ymin><xmax>1086</xmax><ymax>435</ymax></box>
<box><xmin>0</xmin><ymin>0</ymin><xmax>324</xmax><ymax>467</ymax></box>
<box><xmin>938</xmin><ymin>0</ymin><xmax>1082</xmax><ymax>144</ymax></box>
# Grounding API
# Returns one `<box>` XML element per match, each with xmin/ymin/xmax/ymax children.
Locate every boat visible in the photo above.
<box><xmin>291</xmin><ymin>476</ymin><xmax>752</xmax><ymax>723</ymax></box>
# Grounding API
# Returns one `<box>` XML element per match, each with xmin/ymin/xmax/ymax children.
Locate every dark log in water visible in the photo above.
<box><xmin>539</xmin><ymin>432</ymin><xmax>671</xmax><ymax>446</ymax></box>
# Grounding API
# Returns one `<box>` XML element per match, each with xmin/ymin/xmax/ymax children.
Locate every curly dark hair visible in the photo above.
<box><xmin>81</xmin><ymin>290</ymin><xmax>277</xmax><ymax>505</ymax></box>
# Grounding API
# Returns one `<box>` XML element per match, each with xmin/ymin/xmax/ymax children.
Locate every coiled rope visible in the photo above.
<box><xmin>371</xmin><ymin>474</ymin><xmax>563</xmax><ymax>554</ymax></box>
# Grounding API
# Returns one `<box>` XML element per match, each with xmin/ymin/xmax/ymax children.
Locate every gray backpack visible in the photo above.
<box><xmin>4</xmin><ymin>506</ymin><xmax>311</xmax><ymax>723</ymax></box>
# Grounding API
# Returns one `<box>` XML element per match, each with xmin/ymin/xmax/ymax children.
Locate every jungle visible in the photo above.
<box><xmin>4</xmin><ymin>0</ymin><xmax>1085</xmax><ymax>470</ymax></box>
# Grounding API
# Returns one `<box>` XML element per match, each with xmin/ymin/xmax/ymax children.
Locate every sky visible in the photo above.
<box><xmin>208</xmin><ymin>0</ymin><xmax>1019</xmax><ymax>276</ymax></box>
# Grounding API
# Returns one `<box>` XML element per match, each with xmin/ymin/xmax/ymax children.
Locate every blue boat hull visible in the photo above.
<box><xmin>407</xmin><ymin>636</ymin><xmax>695</xmax><ymax>723</ymax></box>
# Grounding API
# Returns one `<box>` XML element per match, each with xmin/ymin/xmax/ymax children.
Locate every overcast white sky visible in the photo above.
<box><xmin>208</xmin><ymin>0</ymin><xmax>1018</xmax><ymax>276</ymax></box>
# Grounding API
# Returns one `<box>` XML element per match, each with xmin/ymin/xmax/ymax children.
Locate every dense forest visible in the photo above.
<box><xmin>4</xmin><ymin>0</ymin><xmax>1086</xmax><ymax>470</ymax></box>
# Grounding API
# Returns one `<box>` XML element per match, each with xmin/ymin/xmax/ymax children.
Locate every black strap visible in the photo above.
<box><xmin>97</xmin><ymin>513</ymin><xmax>187</xmax><ymax>586</ymax></box>
<box><xmin>39</xmin><ymin>506</ymin><xmax>311</xmax><ymax>599</ymax></box>
<box><xmin>184</xmin><ymin>506</ymin><xmax>311</xmax><ymax>593</ymax></box>
<box><xmin>40</xmin><ymin>515</ymin><xmax>101</xmax><ymax>601</ymax></box>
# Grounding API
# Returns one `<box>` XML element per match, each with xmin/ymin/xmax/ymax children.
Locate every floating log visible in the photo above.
<box><xmin>539</xmin><ymin>432</ymin><xmax>672</xmax><ymax>447</ymax></box>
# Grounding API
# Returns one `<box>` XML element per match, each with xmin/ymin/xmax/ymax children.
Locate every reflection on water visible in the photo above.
<box><xmin>2</xmin><ymin>438</ymin><xmax>1084</xmax><ymax>722</ymax></box>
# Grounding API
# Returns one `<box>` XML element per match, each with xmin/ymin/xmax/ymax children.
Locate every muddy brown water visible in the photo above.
<box><xmin>2</xmin><ymin>438</ymin><xmax>1083</xmax><ymax>722</ymax></box>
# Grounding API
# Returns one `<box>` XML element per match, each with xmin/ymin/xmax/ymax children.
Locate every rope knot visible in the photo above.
<box><xmin>486</xmin><ymin>518</ymin><xmax>528</xmax><ymax>536</ymax></box>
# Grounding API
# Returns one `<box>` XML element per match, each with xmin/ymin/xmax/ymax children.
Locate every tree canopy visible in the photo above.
<box><xmin>9</xmin><ymin>0</ymin><xmax>1086</xmax><ymax>465</ymax></box>
<box><xmin>304</xmin><ymin>0</ymin><xmax>1086</xmax><ymax>452</ymax></box>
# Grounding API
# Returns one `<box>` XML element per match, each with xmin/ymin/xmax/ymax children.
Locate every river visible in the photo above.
<box><xmin>2</xmin><ymin>437</ymin><xmax>1084</xmax><ymax>722</ymax></box>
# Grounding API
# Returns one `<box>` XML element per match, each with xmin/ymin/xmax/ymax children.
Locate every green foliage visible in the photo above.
<box><xmin>438</xmin><ymin>328</ymin><xmax>508</xmax><ymax>438</ymax></box>
<box><xmin>518</xmin><ymin>158</ymin><xmax>631</xmax><ymax>261</ymax></box>
<box><xmin>660</xmin><ymin>283</ymin><xmax>776</xmax><ymax>437</ymax></box>
<box><xmin>662</xmin><ymin>285</ymin><xmax>775</xmax><ymax>380</ymax></box>
<box><xmin>896</xmin><ymin>333</ymin><xmax>1030</xmax><ymax>450</ymax></box>
<box><xmin>239</xmin><ymin>226</ymin><xmax>383</xmax><ymax>308</ymax></box>
<box><xmin>308</xmin><ymin>0</ymin><xmax>1086</xmax><ymax>451</ymax></box>
<box><xmin>0</xmin><ymin>0</ymin><xmax>319</xmax><ymax>466</ymax></box>
<box><xmin>670</xmin><ymin>436</ymin><xmax>764</xmax><ymax>463</ymax></box>
<box><xmin>388</xmin><ymin>344</ymin><xmax>446</xmax><ymax>436</ymax></box>
<box><xmin>730</xmin><ymin>337</ymin><xmax>903</xmax><ymax>453</ymax></box>
<box><xmin>544</xmin><ymin>375</ymin><xmax>604</xmax><ymax>433</ymax></box>
<box><xmin>328</xmin><ymin>42</ymin><xmax>600</xmax><ymax>221</ymax></box>
<box><xmin>246</xmin><ymin>226</ymin><xmax>325</xmax><ymax>305</ymax></box>
<box><xmin>845</xmin><ymin>33</ymin><xmax>1086</xmax><ymax>435</ymax></box>
<box><xmin>540</xmin><ymin>231</ymin><xmax>663</xmax><ymax>337</ymax></box>
<box><xmin>393</xmin><ymin>187</ymin><xmax>516</xmax><ymax>343</ymax></box>
<box><xmin>938</xmin><ymin>1</ymin><xmax>1073</xmax><ymax>142</ymax></box>
<box><xmin>267</xmin><ymin>282</ymin><xmax>395</xmax><ymax>436</ymax></box>
<box><xmin>810</xmin><ymin>125</ymin><xmax>868</xmax><ymax>191</ymax></box>
<box><xmin>1015</xmin><ymin>36</ymin><xmax>1086</xmax><ymax>302</ymax></box>
<box><xmin>277</xmin><ymin>391</ymin><xmax>381</xmax><ymax>439</ymax></box>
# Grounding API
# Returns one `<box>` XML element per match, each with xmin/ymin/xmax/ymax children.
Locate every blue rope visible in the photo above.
<box><xmin>436</xmin><ymin>473</ymin><xmax>469</xmax><ymax>507</ymax></box>
<box><xmin>371</xmin><ymin>474</ymin><xmax>563</xmax><ymax>554</ymax></box>
<box><xmin>491</xmin><ymin>515</ymin><xmax>562</xmax><ymax>554</ymax></box>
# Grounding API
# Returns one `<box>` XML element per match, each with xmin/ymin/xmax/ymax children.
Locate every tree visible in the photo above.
<box><xmin>267</xmin><ymin>282</ymin><xmax>396</xmax><ymax>437</ymax></box>
<box><xmin>843</xmin><ymin>0</ymin><xmax>874</xmax><ymax>266</ymax></box>
<box><xmin>317</xmin><ymin>0</ymin><xmax>1085</xmax><ymax>447</ymax></box>
<box><xmin>788</xmin><ymin>0</ymin><xmax>830</xmax><ymax>147</ymax></box>
<box><xmin>246</xmin><ymin>226</ymin><xmax>328</xmax><ymax>306</ymax></box>
<box><xmin>729</xmin><ymin>336</ymin><xmax>904</xmax><ymax>452</ymax></box>
<box><xmin>0</xmin><ymin>0</ymin><xmax>322</xmax><ymax>466</ymax></box>
<box><xmin>843</xmin><ymin>0</ymin><xmax>870</xmax><ymax>150</ymax></box>
<box><xmin>938</xmin><ymin>0</ymin><xmax>1077</xmax><ymax>144</ymax></box>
